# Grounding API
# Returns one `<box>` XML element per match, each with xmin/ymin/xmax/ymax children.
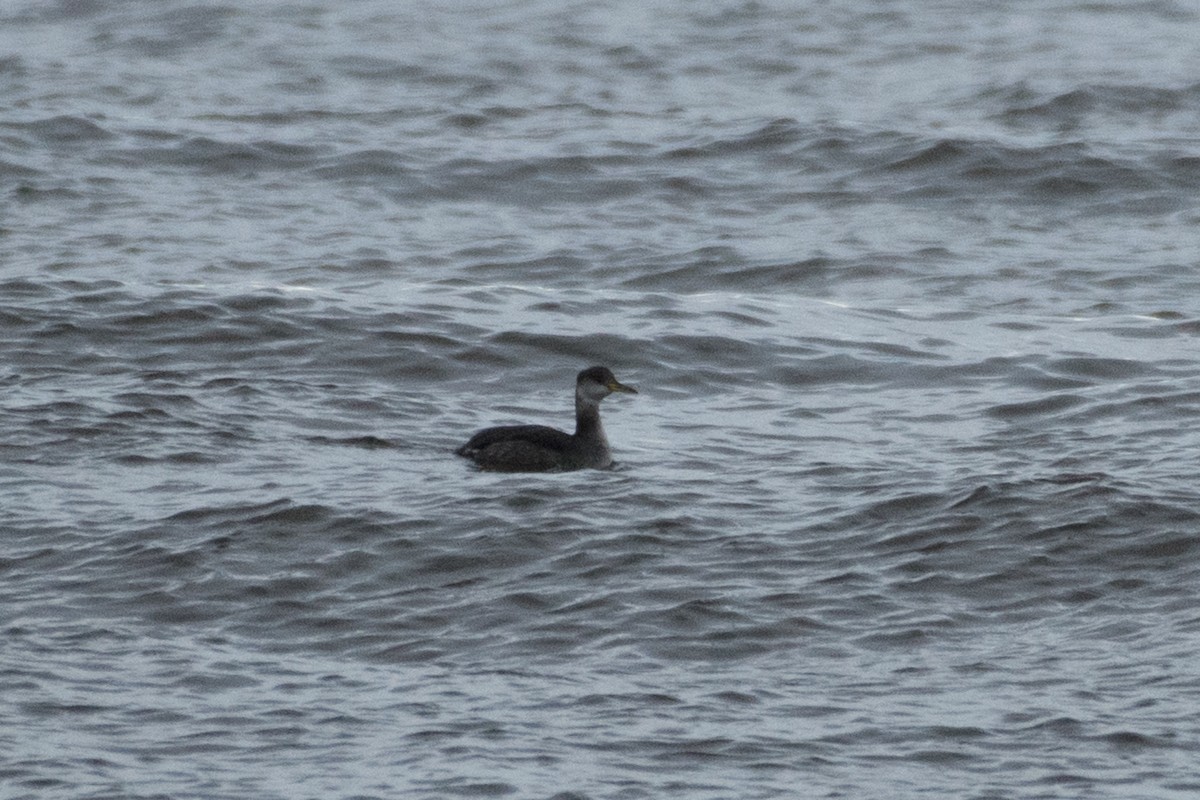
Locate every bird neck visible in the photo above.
<box><xmin>574</xmin><ymin>392</ymin><xmax>605</xmax><ymax>440</ymax></box>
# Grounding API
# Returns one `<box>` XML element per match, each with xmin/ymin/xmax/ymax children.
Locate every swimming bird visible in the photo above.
<box><xmin>456</xmin><ymin>366</ymin><xmax>637</xmax><ymax>472</ymax></box>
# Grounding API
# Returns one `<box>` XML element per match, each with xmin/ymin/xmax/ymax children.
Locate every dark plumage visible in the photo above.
<box><xmin>456</xmin><ymin>366</ymin><xmax>638</xmax><ymax>472</ymax></box>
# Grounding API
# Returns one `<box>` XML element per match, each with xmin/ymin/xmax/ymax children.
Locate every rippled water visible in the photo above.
<box><xmin>5</xmin><ymin>1</ymin><xmax>1200</xmax><ymax>798</ymax></box>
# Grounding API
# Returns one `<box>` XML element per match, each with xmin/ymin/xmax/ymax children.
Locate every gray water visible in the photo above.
<box><xmin>4</xmin><ymin>1</ymin><xmax>1200</xmax><ymax>798</ymax></box>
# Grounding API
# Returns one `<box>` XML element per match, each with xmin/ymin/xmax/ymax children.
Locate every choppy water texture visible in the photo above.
<box><xmin>4</xmin><ymin>1</ymin><xmax>1200</xmax><ymax>798</ymax></box>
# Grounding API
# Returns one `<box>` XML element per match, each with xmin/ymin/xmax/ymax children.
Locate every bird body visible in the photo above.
<box><xmin>457</xmin><ymin>366</ymin><xmax>637</xmax><ymax>472</ymax></box>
